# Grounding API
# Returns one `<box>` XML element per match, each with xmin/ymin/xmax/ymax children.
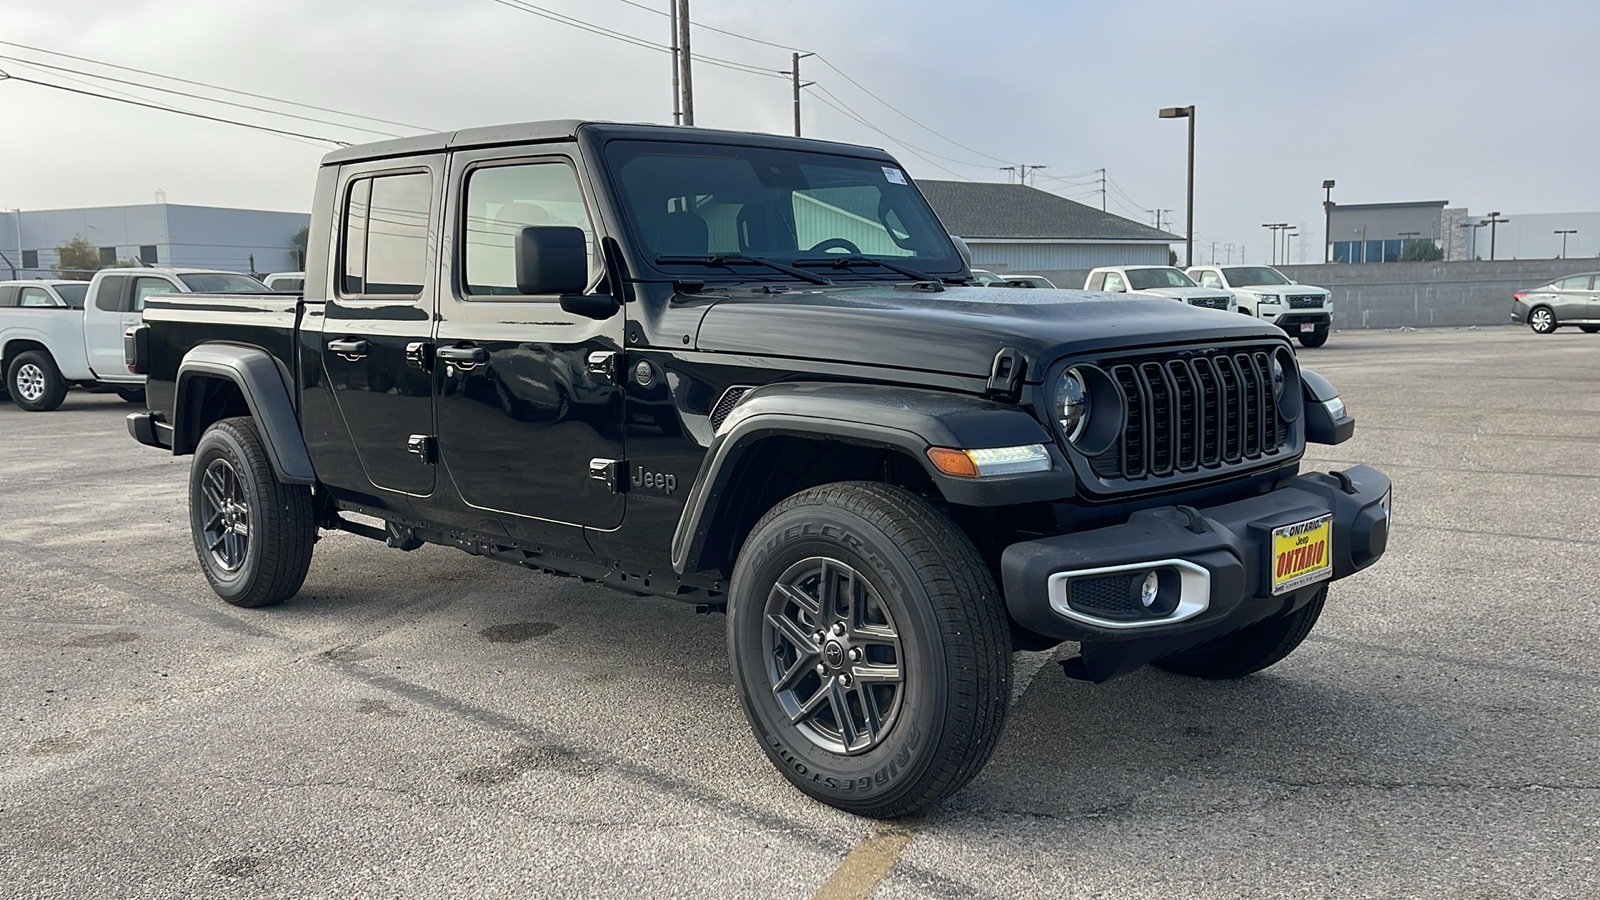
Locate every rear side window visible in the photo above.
<box><xmin>1557</xmin><ymin>275</ymin><xmax>1593</xmax><ymax>290</ymax></box>
<box><xmin>96</xmin><ymin>275</ymin><xmax>131</xmax><ymax>311</ymax></box>
<box><xmin>19</xmin><ymin>287</ymin><xmax>58</xmax><ymax>307</ymax></box>
<box><xmin>1086</xmin><ymin>272</ymin><xmax>1105</xmax><ymax>290</ymax></box>
<box><xmin>133</xmin><ymin>277</ymin><xmax>178</xmax><ymax>311</ymax></box>
<box><xmin>342</xmin><ymin>171</ymin><xmax>432</xmax><ymax>297</ymax></box>
<box><xmin>0</xmin><ymin>285</ymin><xmax>17</xmax><ymax>307</ymax></box>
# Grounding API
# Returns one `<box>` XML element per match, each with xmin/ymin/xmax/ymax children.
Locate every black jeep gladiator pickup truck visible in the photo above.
<box><xmin>126</xmin><ymin>120</ymin><xmax>1391</xmax><ymax>817</ymax></box>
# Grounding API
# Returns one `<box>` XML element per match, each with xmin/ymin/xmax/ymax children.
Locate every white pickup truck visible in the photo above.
<box><xmin>1186</xmin><ymin>265</ymin><xmax>1332</xmax><ymax>348</ymax></box>
<box><xmin>1083</xmin><ymin>265</ymin><xmax>1238</xmax><ymax>312</ymax></box>
<box><xmin>1</xmin><ymin>267</ymin><xmax>265</xmax><ymax>411</ymax></box>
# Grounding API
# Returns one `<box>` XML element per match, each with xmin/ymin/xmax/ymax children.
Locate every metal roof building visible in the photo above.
<box><xmin>0</xmin><ymin>204</ymin><xmax>309</xmax><ymax>280</ymax></box>
<box><xmin>918</xmin><ymin>180</ymin><xmax>1180</xmax><ymax>280</ymax></box>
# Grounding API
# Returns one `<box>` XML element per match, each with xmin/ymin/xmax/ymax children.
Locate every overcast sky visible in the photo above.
<box><xmin>2</xmin><ymin>0</ymin><xmax>1596</xmax><ymax>264</ymax></box>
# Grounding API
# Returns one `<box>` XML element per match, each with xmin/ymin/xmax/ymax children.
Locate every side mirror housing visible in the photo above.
<box><xmin>1301</xmin><ymin>368</ymin><xmax>1355</xmax><ymax>444</ymax></box>
<box><xmin>949</xmin><ymin>235</ymin><xmax>973</xmax><ymax>267</ymax></box>
<box><xmin>515</xmin><ymin>226</ymin><xmax>591</xmax><ymax>296</ymax></box>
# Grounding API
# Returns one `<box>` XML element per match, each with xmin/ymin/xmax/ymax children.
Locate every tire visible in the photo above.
<box><xmin>1153</xmin><ymin>585</ymin><xmax>1327</xmax><ymax>679</ymax></box>
<box><xmin>1528</xmin><ymin>306</ymin><xmax>1558</xmax><ymax>334</ymax></box>
<box><xmin>1298</xmin><ymin>329</ymin><xmax>1329</xmax><ymax>348</ymax></box>
<box><xmin>115</xmin><ymin>387</ymin><xmax>146</xmax><ymax>404</ymax></box>
<box><xmin>1580</xmin><ymin>326</ymin><xmax>1600</xmax><ymax>334</ymax></box>
<box><xmin>7</xmin><ymin>350</ymin><xmax>68</xmax><ymax>412</ymax></box>
<box><xmin>189</xmin><ymin>417</ymin><xmax>316</xmax><ymax>607</ymax></box>
<box><xmin>727</xmin><ymin>481</ymin><xmax>1011</xmax><ymax>818</ymax></box>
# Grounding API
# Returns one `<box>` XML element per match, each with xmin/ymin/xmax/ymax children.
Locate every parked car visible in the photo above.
<box><xmin>127</xmin><ymin>119</ymin><xmax>1389</xmax><ymax>818</ymax></box>
<box><xmin>1512</xmin><ymin>272</ymin><xmax>1600</xmax><ymax>334</ymax></box>
<box><xmin>1084</xmin><ymin>266</ymin><xmax>1237</xmax><ymax>313</ymax></box>
<box><xmin>264</xmin><ymin>271</ymin><xmax>306</xmax><ymax>292</ymax></box>
<box><xmin>969</xmin><ymin>268</ymin><xmax>1007</xmax><ymax>285</ymax></box>
<box><xmin>995</xmin><ymin>275</ymin><xmax>1057</xmax><ymax>289</ymax></box>
<box><xmin>1187</xmin><ymin>265</ymin><xmax>1332</xmax><ymax>348</ymax></box>
<box><xmin>0</xmin><ymin>268</ymin><xmax>264</xmax><ymax>410</ymax></box>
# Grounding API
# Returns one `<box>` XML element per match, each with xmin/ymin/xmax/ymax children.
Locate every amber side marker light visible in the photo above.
<box><xmin>926</xmin><ymin>444</ymin><xmax>1052</xmax><ymax>479</ymax></box>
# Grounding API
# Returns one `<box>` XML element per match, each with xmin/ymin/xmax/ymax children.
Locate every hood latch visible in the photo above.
<box><xmin>985</xmin><ymin>347</ymin><xmax>1026</xmax><ymax>402</ymax></box>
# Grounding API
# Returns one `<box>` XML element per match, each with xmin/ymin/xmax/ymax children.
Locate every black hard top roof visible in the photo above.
<box><xmin>320</xmin><ymin>120</ymin><xmax>896</xmax><ymax>166</ymax></box>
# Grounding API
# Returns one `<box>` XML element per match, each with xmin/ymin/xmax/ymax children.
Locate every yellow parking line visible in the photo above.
<box><xmin>811</xmin><ymin>823</ymin><xmax>916</xmax><ymax>900</ymax></box>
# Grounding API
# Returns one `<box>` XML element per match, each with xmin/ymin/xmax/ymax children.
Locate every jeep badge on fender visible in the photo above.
<box><xmin>127</xmin><ymin>120</ymin><xmax>1390</xmax><ymax>818</ymax></box>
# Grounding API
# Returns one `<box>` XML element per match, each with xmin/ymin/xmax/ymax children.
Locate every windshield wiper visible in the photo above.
<box><xmin>655</xmin><ymin>254</ymin><xmax>833</xmax><ymax>286</ymax></box>
<box><xmin>792</xmin><ymin>255</ymin><xmax>939</xmax><ymax>285</ymax></box>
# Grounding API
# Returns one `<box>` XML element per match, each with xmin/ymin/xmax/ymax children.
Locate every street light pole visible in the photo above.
<box><xmin>1484</xmin><ymin>211</ymin><xmax>1509</xmax><ymax>261</ymax></box>
<box><xmin>1159</xmin><ymin>105</ymin><xmax>1195</xmax><ymax>267</ymax></box>
<box><xmin>1322</xmin><ymin>179</ymin><xmax>1335</xmax><ymax>263</ymax></box>
<box><xmin>1285</xmin><ymin>232</ymin><xmax>1297</xmax><ymax>264</ymax></box>
<box><xmin>1555</xmin><ymin>229</ymin><xmax>1577</xmax><ymax>259</ymax></box>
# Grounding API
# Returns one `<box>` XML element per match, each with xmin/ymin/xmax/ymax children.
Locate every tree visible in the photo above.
<box><xmin>1168</xmin><ymin>248</ymin><xmax>1179</xmax><ymax>267</ymax></box>
<box><xmin>1400</xmin><ymin>240</ymin><xmax>1443</xmax><ymax>262</ymax></box>
<box><xmin>55</xmin><ymin>235</ymin><xmax>105</xmax><ymax>280</ymax></box>
<box><xmin>289</xmin><ymin>225</ymin><xmax>309</xmax><ymax>270</ymax></box>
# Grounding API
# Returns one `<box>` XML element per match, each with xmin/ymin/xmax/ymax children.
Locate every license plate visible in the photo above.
<box><xmin>1271</xmin><ymin>515</ymin><xmax>1333</xmax><ymax>595</ymax></box>
<box><xmin>1300</xmin><ymin>323</ymin><xmax>1316</xmax><ymax>333</ymax></box>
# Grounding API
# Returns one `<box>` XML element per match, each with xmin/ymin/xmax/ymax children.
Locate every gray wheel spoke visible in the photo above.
<box><xmin>827</xmin><ymin>680</ymin><xmax>858</xmax><ymax>748</ymax></box>
<box><xmin>850</xmin><ymin>661</ymin><xmax>901</xmax><ymax>685</ymax></box>
<box><xmin>771</xmin><ymin>582</ymin><xmax>821</xmax><ymax>622</ymax></box>
<box><xmin>767</xmin><ymin>612</ymin><xmax>818</xmax><ymax>656</ymax></box>
<box><xmin>855</xmin><ymin>684</ymin><xmax>885</xmax><ymax>744</ymax></box>
<box><xmin>209</xmin><ymin>533</ymin><xmax>227</xmax><ymax>553</ymax></box>
<box><xmin>788</xmin><ymin>682</ymin><xmax>832</xmax><ymax>724</ymax></box>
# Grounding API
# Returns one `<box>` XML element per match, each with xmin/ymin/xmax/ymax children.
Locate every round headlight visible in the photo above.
<box><xmin>1056</xmin><ymin>368</ymin><xmax>1089</xmax><ymax>442</ymax></box>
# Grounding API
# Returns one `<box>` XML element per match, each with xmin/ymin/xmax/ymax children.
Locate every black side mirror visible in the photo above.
<box><xmin>515</xmin><ymin>226</ymin><xmax>591</xmax><ymax>296</ymax></box>
<box><xmin>515</xmin><ymin>226</ymin><xmax>617</xmax><ymax>320</ymax></box>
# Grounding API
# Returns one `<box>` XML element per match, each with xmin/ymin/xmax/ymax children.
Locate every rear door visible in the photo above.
<box><xmin>432</xmin><ymin>146</ymin><xmax>626</xmax><ymax>542</ymax></box>
<box><xmin>83</xmin><ymin>273</ymin><xmax>136</xmax><ymax>378</ymax></box>
<box><xmin>1552</xmin><ymin>274</ymin><xmax>1591</xmax><ymax>320</ymax></box>
<box><xmin>320</xmin><ymin>157</ymin><xmax>443</xmax><ymax>497</ymax></box>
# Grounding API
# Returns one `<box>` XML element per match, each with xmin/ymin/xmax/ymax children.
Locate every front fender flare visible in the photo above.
<box><xmin>669</xmin><ymin>382</ymin><xmax>1074</xmax><ymax>575</ymax></box>
<box><xmin>176</xmin><ymin>344</ymin><xmax>316</xmax><ymax>485</ymax></box>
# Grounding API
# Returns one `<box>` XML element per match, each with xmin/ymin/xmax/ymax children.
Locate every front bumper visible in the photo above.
<box><xmin>1262</xmin><ymin>309</ymin><xmax>1332</xmax><ymax>331</ymax></box>
<box><xmin>1001</xmin><ymin>465</ymin><xmax>1390</xmax><ymax>675</ymax></box>
<box><xmin>127</xmin><ymin>412</ymin><xmax>173</xmax><ymax>449</ymax></box>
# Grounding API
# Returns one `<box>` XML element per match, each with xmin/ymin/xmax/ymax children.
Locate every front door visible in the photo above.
<box><xmin>433</xmin><ymin>150</ymin><xmax>626</xmax><ymax>540</ymax></box>
<box><xmin>82</xmin><ymin>273</ymin><xmax>150</xmax><ymax>380</ymax></box>
<box><xmin>320</xmin><ymin>158</ymin><xmax>442</xmax><ymax>497</ymax></box>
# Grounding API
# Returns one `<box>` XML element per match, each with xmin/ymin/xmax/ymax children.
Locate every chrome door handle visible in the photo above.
<box><xmin>328</xmin><ymin>338</ymin><xmax>369</xmax><ymax>360</ymax></box>
<box><xmin>436</xmin><ymin>344</ymin><xmax>489</xmax><ymax>369</ymax></box>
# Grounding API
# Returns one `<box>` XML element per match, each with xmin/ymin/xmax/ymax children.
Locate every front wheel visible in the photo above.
<box><xmin>1580</xmin><ymin>325</ymin><xmax>1600</xmax><ymax>334</ymax></box>
<box><xmin>1153</xmin><ymin>586</ymin><xmax>1326</xmax><ymax>679</ymax></box>
<box><xmin>1298</xmin><ymin>328</ymin><xmax>1329</xmax><ymax>348</ymax></box>
<box><xmin>189</xmin><ymin>417</ymin><xmax>317</xmax><ymax>607</ymax></box>
<box><xmin>7</xmin><ymin>350</ymin><xmax>68</xmax><ymax>411</ymax></box>
<box><xmin>1529</xmin><ymin>306</ymin><xmax>1558</xmax><ymax>334</ymax></box>
<box><xmin>727</xmin><ymin>482</ymin><xmax>1011</xmax><ymax>818</ymax></box>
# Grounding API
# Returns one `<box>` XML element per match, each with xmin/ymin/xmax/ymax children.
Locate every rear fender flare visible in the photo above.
<box><xmin>669</xmin><ymin>382</ymin><xmax>1073</xmax><ymax>575</ymax></box>
<box><xmin>175</xmin><ymin>344</ymin><xmax>315</xmax><ymax>485</ymax></box>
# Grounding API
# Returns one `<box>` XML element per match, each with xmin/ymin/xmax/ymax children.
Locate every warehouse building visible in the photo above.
<box><xmin>918</xmin><ymin>180</ymin><xmax>1179</xmax><ymax>282</ymax></box>
<box><xmin>0</xmin><ymin>203</ymin><xmax>308</xmax><ymax>279</ymax></box>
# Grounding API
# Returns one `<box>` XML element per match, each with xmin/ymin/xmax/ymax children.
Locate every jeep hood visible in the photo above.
<box><xmin>693</xmin><ymin>284</ymin><xmax>1282</xmax><ymax>381</ymax></box>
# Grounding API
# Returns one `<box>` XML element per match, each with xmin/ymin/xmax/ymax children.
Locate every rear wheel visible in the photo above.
<box><xmin>727</xmin><ymin>481</ymin><xmax>1011</xmax><ymax>818</ymax></box>
<box><xmin>189</xmin><ymin>417</ymin><xmax>316</xmax><ymax>607</ymax></box>
<box><xmin>1580</xmin><ymin>325</ymin><xmax>1600</xmax><ymax>334</ymax></box>
<box><xmin>115</xmin><ymin>386</ymin><xmax>146</xmax><ymax>404</ymax></box>
<box><xmin>7</xmin><ymin>350</ymin><xmax>68</xmax><ymax>411</ymax></box>
<box><xmin>1529</xmin><ymin>306</ymin><xmax>1558</xmax><ymax>334</ymax></box>
<box><xmin>1153</xmin><ymin>586</ymin><xmax>1327</xmax><ymax>679</ymax></box>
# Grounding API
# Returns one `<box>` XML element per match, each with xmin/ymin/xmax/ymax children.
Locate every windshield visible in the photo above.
<box><xmin>178</xmin><ymin>273</ymin><xmax>268</xmax><ymax>293</ymax></box>
<box><xmin>1222</xmin><ymin>266</ymin><xmax>1290</xmax><ymax>286</ymax></box>
<box><xmin>52</xmin><ymin>283</ymin><xmax>88</xmax><ymax>308</ymax></box>
<box><xmin>1125</xmin><ymin>267</ymin><xmax>1196</xmax><ymax>290</ymax></box>
<box><xmin>605</xmin><ymin>140</ymin><xmax>961</xmax><ymax>278</ymax></box>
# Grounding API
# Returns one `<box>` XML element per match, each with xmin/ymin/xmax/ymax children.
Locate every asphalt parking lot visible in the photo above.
<box><xmin>2</xmin><ymin>325</ymin><xmax>1597</xmax><ymax>899</ymax></box>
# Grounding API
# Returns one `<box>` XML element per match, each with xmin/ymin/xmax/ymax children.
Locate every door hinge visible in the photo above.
<box><xmin>587</xmin><ymin>350</ymin><xmax>620</xmax><ymax>384</ymax></box>
<box><xmin>407</xmin><ymin>434</ymin><xmax>437</xmax><ymax>465</ymax></box>
<box><xmin>985</xmin><ymin>347</ymin><xmax>1026</xmax><ymax>401</ymax></box>
<box><xmin>589</xmin><ymin>457</ymin><xmax>627</xmax><ymax>492</ymax></box>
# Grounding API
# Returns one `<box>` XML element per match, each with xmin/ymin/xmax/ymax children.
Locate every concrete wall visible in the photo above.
<box><xmin>1277</xmin><ymin>258</ymin><xmax>1600</xmax><ymax>329</ymax></box>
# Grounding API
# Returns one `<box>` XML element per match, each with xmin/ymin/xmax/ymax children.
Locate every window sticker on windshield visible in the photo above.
<box><xmin>882</xmin><ymin>167</ymin><xmax>907</xmax><ymax>185</ymax></box>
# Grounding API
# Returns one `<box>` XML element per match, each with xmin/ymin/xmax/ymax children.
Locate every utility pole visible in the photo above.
<box><xmin>669</xmin><ymin>1</ymin><xmax>680</xmax><ymax>124</ymax></box>
<box><xmin>1556</xmin><ymin>229</ymin><xmax>1577</xmax><ymax>258</ymax></box>
<box><xmin>1261</xmin><ymin>223</ymin><xmax>1288</xmax><ymax>264</ymax></box>
<box><xmin>1322</xmin><ymin>179</ymin><xmax>1336</xmax><ymax>263</ymax></box>
<box><xmin>784</xmin><ymin>52</ymin><xmax>814</xmax><ymax>137</ymax></box>
<box><xmin>1098</xmin><ymin>168</ymin><xmax>1107</xmax><ymax>212</ymax></box>
<box><xmin>677</xmin><ymin>0</ymin><xmax>694</xmax><ymax>126</ymax></box>
<box><xmin>1484</xmin><ymin>211</ymin><xmax>1509</xmax><ymax>260</ymax></box>
<box><xmin>1003</xmin><ymin>165</ymin><xmax>1046</xmax><ymax>186</ymax></box>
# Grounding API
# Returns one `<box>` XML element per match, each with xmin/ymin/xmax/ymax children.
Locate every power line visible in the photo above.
<box><xmin>0</xmin><ymin>39</ymin><xmax>434</xmax><ymax>133</ymax></box>
<box><xmin>0</xmin><ymin>70</ymin><xmax>350</xmax><ymax>146</ymax></box>
<box><xmin>490</xmin><ymin>0</ymin><xmax>784</xmax><ymax>79</ymax></box>
<box><xmin>0</xmin><ymin>54</ymin><xmax>403</xmax><ymax>138</ymax></box>
<box><xmin>611</xmin><ymin>0</ymin><xmax>802</xmax><ymax>52</ymax></box>
<box><xmin>806</xmin><ymin>88</ymin><xmax>971</xmax><ymax>180</ymax></box>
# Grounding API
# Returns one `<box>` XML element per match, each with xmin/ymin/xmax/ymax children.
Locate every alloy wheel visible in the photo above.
<box><xmin>199</xmin><ymin>458</ymin><xmax>251</xmax><ymax>572</ymax></box>
<box><xmin>1531</xmin><ymin>308</ymin><xmax>1555</xmax><ymax>333</ymax></box>
<box><xmin>14</xmin><ymin>363</ymin><xmax>45</xmax><ymax>402</ymax></box>
<box><xmin>763</xmin><ymin>556</ymin><xmax>905</xmax><ymax>755</ymax></box>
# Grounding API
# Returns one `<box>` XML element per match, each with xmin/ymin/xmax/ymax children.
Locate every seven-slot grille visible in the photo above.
<box><xmin>1188</xmin><ymin>296</ymin><xmax>1232</xmax><ymax>310</ymax></box>
<box><xmin>1287</xmin><ymin>295</ymin><xmax>1324</xmax><ymax>309</ymax></box>
<box><xmin>1088</xmin><ymin>348</ymin><xmax>1291</xmax><ymax>481</ymax></box>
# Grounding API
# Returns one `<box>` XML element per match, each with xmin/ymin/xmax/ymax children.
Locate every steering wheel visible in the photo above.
<box><xmin>806</xmin><ymin>238</ymin><xmax>862</xmax><ymax>255</ymax></box>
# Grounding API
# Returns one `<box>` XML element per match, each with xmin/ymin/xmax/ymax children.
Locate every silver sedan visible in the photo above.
<box><xmin>1512</xmin><ymin>271</ymin><xmax>1600</xmax><ymax>334</ymax></box>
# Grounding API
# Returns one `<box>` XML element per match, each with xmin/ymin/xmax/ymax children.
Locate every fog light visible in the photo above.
<box><xmin>1139</xmin><ymin>571</ymin><xmax>1160</xmax><ymax>608</ymax></box>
